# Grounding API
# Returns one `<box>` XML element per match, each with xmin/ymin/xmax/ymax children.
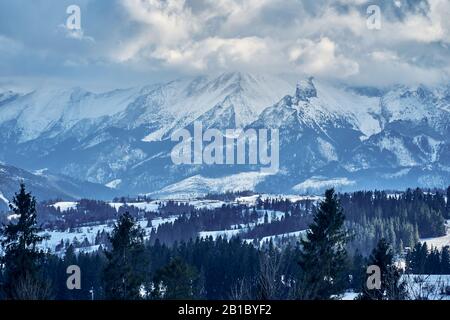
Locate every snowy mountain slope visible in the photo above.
<box><xmin>0</xmin><ymin>87</ymin><xmax>143</xmax><ymax>143</ymax></box>
<box><xmin>0</xmin><ymin>73</ymin><xmax>294</xmax><ymax>143</ymax></box>
<box><xmin>139</xmin><ymin>72</ymin><xmax>295</xmax><ymax>141</ymax></box>
<box><xmin>0</xmin><ymin>73</ymin><xmax>294</xmax><ymax>188</ymax></box>
<box><xmin>248</xmin><ymin>78</ymin><xmax>450</xmax><ymax>193</ymax></box>
<box><xmin>0</xmin><ymin>73</ymin><xmax>450</xmax><ymax>196</ymax></box>
<box><xmin>150</xmin><ymin>171</ymin><xmax>272</xmax><ymax>198</ymax></box>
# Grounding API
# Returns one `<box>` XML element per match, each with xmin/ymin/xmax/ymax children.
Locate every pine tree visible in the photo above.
<box><xmin>152</xmin><ymin>257</ymin><xmax>199</xmax><ymax>299</ymax></box>
<box><xmin>297</xmin><ymin>189</ymin><xmax>349</xmax><ymax>299</ymax></box>
<box><xmin>359</xmin><ymin>239</ymin><xmax>407</xmax><ymax>300</ymax></box>
<box><xmin>103</xmin><ymin>212</ymin><xmax>147</xmax><ymax>300</ymax></box>
<box><xmin>350</xmin><ymin>251</ymin><xmax>365</xmax><ymax>290</ymax></box>
<box><xmin>441</xmin><ymin>246</ymin><xmax>450</xmax><ymax>274</ymax></box>
<box><xmin>0</xmin><ymin>183</ymin><xmax>52</xmax><ymax>299</ymax></box>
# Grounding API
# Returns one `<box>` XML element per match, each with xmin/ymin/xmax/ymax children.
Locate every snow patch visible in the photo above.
<box><xmin>292</xmin><ymin>177</ymin><xmax>355</xmax><ymax>193</ymax></box>
<box><xmin>152</xmin><ymin>171</ymin><xmax>271</xmax><ymax>198</ymax></box>
<box><xmin>105</xmin><ymin>179</ymin><xmax>122</xmax><ymax>189</ymax></box>
<box><xmin>51</xmin><ymin>202</ymin><xmax>78</xmax><ymax>212</ymax></box>
<box><xmin>0</xmin><ymin>192</ymin><xmax>9</xmax><ymax>205</ymax></box>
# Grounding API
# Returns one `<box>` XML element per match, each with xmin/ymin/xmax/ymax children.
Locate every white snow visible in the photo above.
<box><xmin>108</xmin><ymin>201</ymin><xmax>160</xmax><ymax>212</ymax></box>
<box><xmin>184</xmin><ymin>199</ymin><xmax>226</xmax><ymax>209</ymax></box>
<box><xmin>148</xmin><ymin>216</ymin><xmax>179</xmax><ymax>229</ymax></box>
<box><xmin>244</xmin><ymin>230</ymin><xmax>308</xmax><ymax>246</ymax></box>
<box><xmin>235</xmin><ymin>194</ymin><xmax>323</xmax><ymax>205</ymax></box>
<box><xmin>50</xmin><ymin>202</ymin><xmax>78</xmax><ymax>212</ymax></box>
<box><xmin>142</xmin><ymin>127</ymin><xmax>167</xmax><ymax>142</ymax></box>
<box><xmin>40</xmin><ymin>215</ymin><xmax>181</xmax><ymax>253</ymax></box>
<box><xmin>402</xmin><ymin>274</ymin><xmax>450</xmax><ymax>300</ymax></box>
<box><xmin>33</xmin><ymin>168</ymin><xmax>48</xmax><ymax>176</ymax></box>
<box><xmin>0</xmin><ymin>87</ymin><xmax>142</xmax><ymax>142</ymax></box>
<box><xmin>0</xmin><ymin>192</ymin><xmax>9</xmax><ymax>205</ymax></box>
<box><xmin>41</xmin><ymin>224</ymin><xmax>111</xmax><ymax>252</ymax></box>
<box><xmin>378</xmin><ymin>135</ymin><xmax>417</xmax><ymax>166</ymax></box>
<box><xmin>420</xmin><ymin>220</ymin><xmax>450</xmax><ymax>249</ymax></box>
<box><xmin>304</xmin><ymin>81</ymin><xmax>382</xmax><ymax>138</ymax></box>
<box><xmin>292</xmin><ymin>177</ymin><xmax>355</xmax><ymax>193</ymax></box>
<box><xmin>105</xmin><ymin>179</ymin><xmax>122</xmax><ymax>189</ymax></box>
<box><xmin>152</xmin><ymin>171</ymin><xmax>272</xmax><ymax>198</ymax></box>
<box><xmin>317</xmin><ymin>137</ymin><xmax>338</xmax><ymax>161</ymax></box>
<box><xmin>340</xmin><ymin>291</ymin><xmax>359</xmax><ymax>300</ymax></box>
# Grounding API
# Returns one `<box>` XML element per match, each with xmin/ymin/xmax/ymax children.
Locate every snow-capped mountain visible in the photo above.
<box><xmin>0</xmin><ymin>72</ymin><xmax>449</xmax><ymax>197</ymax></box>
<box><xmin>251</xmin><ymin>78</ymin><xmax>450</xmax><ymax>194</ymax></box>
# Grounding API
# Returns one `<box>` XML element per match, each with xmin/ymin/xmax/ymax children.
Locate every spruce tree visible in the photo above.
<box><xmin>298</xmin><ymin>189</ymin><xmax>349</xmax><ymax>299</ymax></box>
<box><xmin>0</xmin><ymin>183</ymin><xmax>51</xmax><ymax>299</ymax></box>
<box><xmin>359</xmin><ymin>239</ymin><xmax>407</xmax><ymax>300</ymax></box>
<box><xmin>441</xmin><ymin>246</ymin><xmax>450</xmax><ymax>274</ymax></box>
<box><xmin>103</xmin><ymin>212</ymin><xmax>147</xmax><ymax>300</ymax></box>
<box><xmin>152</xmin><ymin>257</ymin><xmax>199</xmax><ymax>299</ymax></box>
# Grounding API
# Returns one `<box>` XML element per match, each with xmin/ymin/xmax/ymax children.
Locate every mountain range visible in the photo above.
<box><xmin>1</xmin><ymin>72</ymin><xmax>449</xmax><ymax>199</ymax></box>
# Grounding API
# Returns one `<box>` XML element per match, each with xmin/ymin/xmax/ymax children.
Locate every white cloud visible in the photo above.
<box><xmin>2</xmin><ymin>0</ymin><xmax>450</xmax><ymax>87</ymax></box>
<box><xmin>289</xmin><ymin>37</ymin><xmax>359</xmax><ymax>77</ymax></box>
<box><xmin>115</xmin><ymin>0</ymin><xmax>359</xmax><ymax>79</ymax></box>
<box><xmin>151</xmin><ymin>36</ymin><xmax>271</xmax><ymax>71</ymax></box>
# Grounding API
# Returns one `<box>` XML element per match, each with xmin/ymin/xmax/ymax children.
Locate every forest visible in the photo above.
<box><xmin>0</xmin><ymin>184</ymin><xmax>449</xmax><ymax>300</ymax></box>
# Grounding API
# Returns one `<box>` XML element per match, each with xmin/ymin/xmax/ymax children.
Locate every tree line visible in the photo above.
<box><xmin>0</xmin><ymin>184</ymin><xmax>449</xmax><ymax>300</ymax></box>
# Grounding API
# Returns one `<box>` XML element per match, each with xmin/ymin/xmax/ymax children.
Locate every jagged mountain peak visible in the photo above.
<box><xmin>295</xmin><ymin>77</ymin><xmax>317</xmax><ymax>101</ymax></box>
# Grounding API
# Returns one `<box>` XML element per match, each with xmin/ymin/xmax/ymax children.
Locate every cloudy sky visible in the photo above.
<box><xmin>0</xmin><ymin>0</ymin><xmax>449</xmax><ymax>91</ymax></box>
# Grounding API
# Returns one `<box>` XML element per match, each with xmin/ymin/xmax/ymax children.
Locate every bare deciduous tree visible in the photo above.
<box><xmin>10</xmin><ymin>274</ymin><xmax>54</xmax><ymax>300</ymax></box>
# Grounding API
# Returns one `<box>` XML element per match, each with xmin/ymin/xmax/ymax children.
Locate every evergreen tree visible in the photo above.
<box><xmin>0</xmin><ymin>183</ymin><xmax>52</xmax><ymax>300</ymax></box>
<box><xmin>406</xmin><ymin>243</ymin><xmax>427</xmax><ymax>274</ymax></box>
<box><xmin>359</xmin><ymin>239</ymin><xmax>407</xmax><ymax>300</ymax></box>
<box><xmin>350</xmin><ymin>251</ymin><xmax>365</xmax><ymax>290</ymax></box>
<box><xmin>152</xmin><ymin>257</ymin><xmax>199</xmax><ymax>299</ymax></box>
<box><xmin>298</xmin><ymin>189</ymin><xmax>349</xmax><ymax>299</ymax></box>
<box><xmin>103</xmin><ymin>212</ymin><xmax>147</xmax><ymax>300</ymax></box>
<box><xmin>440</xmin><ymin>246</ymin><xmax>450</xmax><ymax>274</ymax></box>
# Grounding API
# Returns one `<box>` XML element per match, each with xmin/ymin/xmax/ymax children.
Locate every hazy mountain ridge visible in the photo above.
<box><xmin>0</xmin><ymin>163</ymin><xmax>115</xmax><ymax>211</ymax></box>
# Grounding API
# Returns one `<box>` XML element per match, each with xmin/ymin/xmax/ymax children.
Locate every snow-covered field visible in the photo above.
<box><xmin>402</xmin><ymin>275</ymin><xmax>450</xmax><ymax>300</ymax></box>
<box><xmin>51</xmin><ymin>201</ymin><xmax>77</xmax><ymax>212</ymax></box>
<box><xmin>37</xmin><ymin>195</ymin><xmax>314</xmax><ymax>253</ymax></box>
<box><xmin>246</xmin><ymin>230</ymin><xmax>308</xmax><ymax>246</ymax></box>
<box><xmin>41</xmin><ymin>224</ymin><xmax>111</xmax><ymax>253</ymax></box>
<box><xmin>108</xmin><ymin>201</ymin><xmax>160</xmax><ymax>212</ymax></box>
<box><xmin>39</xmin><ymin>215</ymin><xmax>180</xmax><ymax>253</ymax></box>
<box><xmin>339</xmin><ymin>275</ymin><xmax>450</xmax><ymax>300</ymax></box>
<box><xmin>420</xmin><ymin>220</ymin><xmax>450</xmax><ymax>249</ymax></box>
<box><xmin>292</xmin><ymin>177</ymin><xmax>356</xmax><ymax>193</ymax></box>
<box><xmin>152</xmin><ymin>172</ymin><xmax>273</xmax><ymax>199</ymax></box>
<box><xmin>235</xmin><ymin>194</ymin><xmax>322</xmax><ymax>205</ymax></box>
